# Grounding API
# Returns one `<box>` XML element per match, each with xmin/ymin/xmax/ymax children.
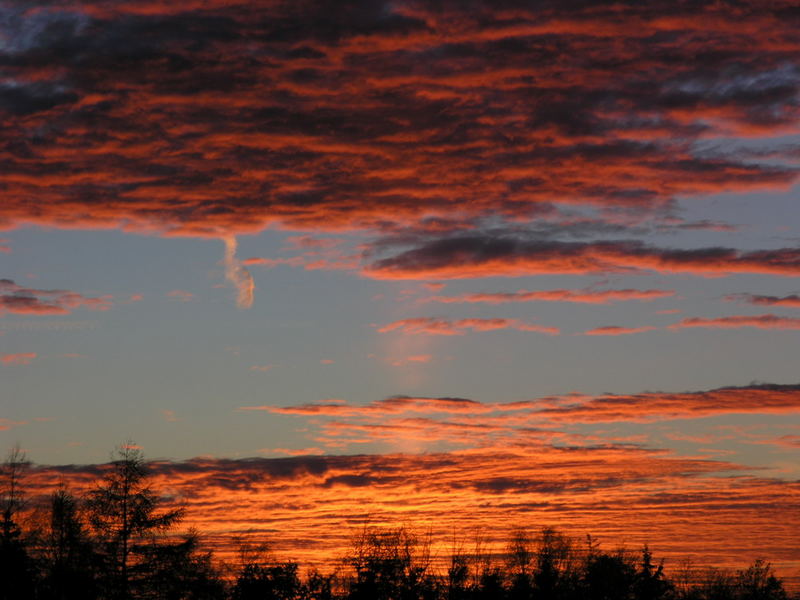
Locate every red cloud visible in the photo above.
<box><xmin>365</xmin><ymin>239</ymin><xmax>800</xmax><ymax>280</ymax></box>
<box><xmin>0</xmin><ymin>1</ymin><xmax>797</xmax><ymax>243</ymax></box>
<box><xmin>725</xmin><ymin>293</ymin><xmax>800</xmax><ymax>308</ymax></box>
<box><xmin>377</xmin><ymin>317</ymin><xmax>559</xmax><ymax>335</ymax></box>
<box><xmin>0</xmin><ymin>279</ymin><xmax>113</xmax><ymax>315</ymax></box>
<box><xmin>583</xmin><ymin>325</ymin><xmax>658</xmax><ymax>336</ymax></box>
<box><xmin>538</xmin><ymin>384</ymin><xmax>800</xmax><ymax>423</ymax></box>
<box><xmin>669</xmin><ymin>314</ymin><xmax>800</xmax><ymax>330</ymax></box>
<box><xmin>424</xmin><ymin>288</ymin><xmax>674</xmax><ymax>305</ymax></box>
<box><xmin>244</xmin><ymin>383</ymin><xmax>800</xmax><ymax>434</ymax></box>
<box><xmin>2</xmin><ymin>352</ymin><xmax>37</xmax><ymax>365</ymax></box>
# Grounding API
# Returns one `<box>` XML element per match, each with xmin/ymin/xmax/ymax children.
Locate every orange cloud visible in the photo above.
<box><xmin>377</xmin><ymin>317</ymin><xmax>559</xmax><ymax>336</ymax></box>
<box><xmin>0</xmin><ymin>279</ymin><xmax>113</xmax><ymax>315</ymax></box>
<box><xmin>538</xmin><ymin>384</ymin><xmax>800</xmax><ymax>423</ymax></box>
<box><xmin>0</xmin><ymin>1</ymin><xmax>797</xmax><ymax>245</ymax></box>
<box><xmin>669</xmin><ymin>314</ymin><xmax>800</xmax><ymax>330</ymax></box>
<box><xmin>244</xmin><ymin>395</ymin><xmax>492</xmax><ymax>417</ymax></box>
<box><xmin>1</xmin><ymin>352</ymin><xmax>37</xmax><ymax>365</ymax></box>
<box><xmin>242</xmin><ymin>257</ymin><xmax>306</xmax><ymax>268</ymax></box>
<box><xmin>583</xmin><ymin>325</ymin><xmax>658</xmax><ymax>336</ymax></box>
<box><xmin>365</xmin><ymin>239</ymin><xmax>800</xmax><ymax>280</ymax></box>
<box><xmin>390</xmin><ymin>353</ymin><xmax>434</xmax><ymax>366</ymax></box>
<box><xmin>725</xmin><ymin>294</ymin><xmax>800</xmax><ymax>308</ymax></box>
<box><xmin>423</xmin><ymin>288</ymin><xmax>675</xmax><ymax>305</ymax></box>
<box><xmin>18</xmin><ymin>446</ymin><xmax>800</xmax><ymax>581</ymax></box>
<box><xmin>166</xmin><ymin>290</ymin><xmax>194</xmax><ymax>301</ymax></box>
<box><xmin>249</xmin><ymin>384</ymin><xmax>800</xmax><ymax>442</ymax></box>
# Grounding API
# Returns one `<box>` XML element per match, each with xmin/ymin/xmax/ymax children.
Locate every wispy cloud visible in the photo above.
<box><xmin>670</xmin><ymin>314</ymin><xmax>800</xmax><ymax>330</ymax></box>
<box><xmin>0</xmin><ymin>279</ymin><xmax>112</xmax><ymax>315</ymax></box>
<box><xmin>223</xmin><ymin>236</ymin><xmax>255</xmax><ymax>309</ymax></box>
<box><xmin>583</xmin><ymin>325</ymin><xmax>658</xmax><ymax>336</ymax></box>
<box><xmin>422</xmin><ymin>288</ymin><xmax>675</xmax><ymax>305</ymax></box>
<box><xmin>724</xmin><ymin>293</ymin><xmax>800</xmax><ymax>308</ymax></box>
<box><xmin>1</xmin><ymin>352</ymin><xmax>37</xmax><ymax>365</ymax></box>
<box><xmin>377</xmin><ymin>317</ymin><xmax>559</xmax><ymax>336</ymax></box>
<box><xmin>166</xmin><ymin>289</ymin><xmax>194</xmax><ymax>302</ymax></box>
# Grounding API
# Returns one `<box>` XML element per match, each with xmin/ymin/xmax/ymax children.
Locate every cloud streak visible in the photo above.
<box><xmin>223</xmin><ymin>236</ymin><xmax>255</xmax><ymax>309</ymax></box>
<box><xmin>670</xmin><ymin>314</ymin><xmax>800</xmax><ymax>331</ymax></box>
<box><xmin>377</xmin><ymin>317</ymin><xmax>560</xmax><ymax>336</ymax></box>
<box><xmin>583</xmin><ymin>325</ymin><xmax>657</xmax><ymax>336</ymax></box>
<box><xmin>0</xmin><ymin>279</ymin><xmax>112</xmax><ymax>315</ymax></box>
<box><xmin>725</xmin><ymin>294</ymin><xmax>800</xmax><ymax>308</ymax></box>
<box><xmin>365</xmin><ymin>238</ymin><xmax>800</xmax><ymax>280</ymax></box>
<box><xmin>422</xmin><ymin>288</ymin><xmax>675</xmax><ymax>305</ymax></box>
<box><xmin>1</xmin><ymin>352</ymin><xmax>37</xmax><ymax>365</ymax></box>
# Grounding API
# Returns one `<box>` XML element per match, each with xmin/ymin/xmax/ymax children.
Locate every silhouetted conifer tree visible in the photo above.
<box><xmin>85</xmin><ymin>443</ymin><xmax>185</xmax><ymax>600</ymax></box>
<box><xmin>634</xmin><ymin>545</ymin><xmax>674</xmax><ymax>600</ymax></box>
<box><xmin>39</xmin><ymin>488</ymin><xmax>99</xmax><ymax>600</ymax></box>
<box><xmin>532</xmin><ymin>527</ymin><xmax>575</xmax><ymax>600</ymax></box>
<box><xmin>0</xmin><ymin>445</ymin><xmax>36</xmax><ymax>600</ymax></box>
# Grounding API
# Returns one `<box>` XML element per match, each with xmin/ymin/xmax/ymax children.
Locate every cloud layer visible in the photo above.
<box><xmin>0</xmin><ymin>0</ymin><xmax>797</xmax><ymax>242</ymax></box>
<box><xmin>365</xmin><ymin>238</ymin><xmax>800</xmax><ymax>280</ymax></box>
<box><xmin>20</xmin><ymin>444</ymin><xmax>800</xmax><ymax>580</ymax></box>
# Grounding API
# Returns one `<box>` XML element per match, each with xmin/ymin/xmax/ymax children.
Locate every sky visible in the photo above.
<box><xmin>2</xmin><ymin>0</ymin><xmax>800</xmax><ymax>580</ymax></box>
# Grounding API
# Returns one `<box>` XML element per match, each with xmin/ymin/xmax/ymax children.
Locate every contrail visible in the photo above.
<box><xmin>223</xmin><ymin>236</ymin><xmax>255</xmax><ymax>309</ymax></box>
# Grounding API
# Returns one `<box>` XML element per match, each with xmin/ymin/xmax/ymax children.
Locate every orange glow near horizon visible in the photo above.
<box><xmin>18</xmin><ymin>446</ymin><xmax>800</xmax><ymax>586</ymax></box>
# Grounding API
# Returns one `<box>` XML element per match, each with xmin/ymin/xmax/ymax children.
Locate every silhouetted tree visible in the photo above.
<box><xmin>582</xmin><ymin>547</ymin><xmax>636</xmax><ymax>600</ymax></box>
<box><xmin>507</xmin><ymin>528</ymin><xmax>533</xmax><ymax>600</ymax></box>
<box><xmin>735</xmin><ymin>560</ymin><xmax>786</xmax><ymax>600</ymax></box>
<box><xmin>699</xmin><ymin>568</ymin><xmax>736</xmax><ymax>600</ymax></box>
<box><xmin>445</xmin><ymin>546</ymin><xmax>470</xmax><ymax>600</ymax></box>
<box><xmin>634</xmin><ymin>545</ymin><xmax>674</xmax><ymax>600</ymax></box>
<box><xmin>532</xmin><ymin>527</ymin><xmax>576</xmax><ymax>600</ymax></box>
<box><xmin>346</xmin><ymin>526</ymin><xmax>438</xmax><ymax>600</ymax></box>
<box><xmin>233</xmin><ymin>561</ymin><xmax>302</xmax><ymax>600</ymax></box>
<box><xmin>39</xmin><ymin>487</ymin><xmax>99</xmax><ymax>600</ymax></box>
<box><xmin>0</xmin><ymin>444</ymin><xmax>36</xmax><ymax>600</ymax></box>
<box><xmin>85</xmin><ymin>443</ymin><xmax>185</xmax><ymax>600</ymax></box>
<box><xmin>139</xmin><ymin>531</ymin><xmax>226</xmax><ymax>600</ymax></box>
<box><xmin>474</xmin><ymin>567</ymin><xmax>505</xmax><ymax>600</ymax></box>
<box><xmin>304</xmin><ymin>569</ymin><xmax>334</xmax><ymax>600</ymax></box>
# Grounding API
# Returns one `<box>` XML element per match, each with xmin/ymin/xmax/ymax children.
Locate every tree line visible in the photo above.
<box><xmin>0</xmin><ymin>444</ymin><xmax>793</xmax><ymax>600</ymax></box>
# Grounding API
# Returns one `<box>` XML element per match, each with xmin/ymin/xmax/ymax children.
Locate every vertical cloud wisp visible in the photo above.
<box><xmin>223</xmin><ymin>236</ymin><xmax>254</xmax><ymax>309</ymax></box>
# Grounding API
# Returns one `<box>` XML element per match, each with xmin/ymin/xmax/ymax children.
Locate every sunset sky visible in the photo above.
<box><xmin>2</xmin><ymin>0</ymin><xmax>800</xmax><ymax>580</ymax></box>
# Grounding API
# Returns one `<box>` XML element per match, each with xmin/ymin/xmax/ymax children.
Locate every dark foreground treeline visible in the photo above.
<box><xmin>0</xmin><ymin>445</ymin><xmax>793</xmax><ymax>600</ymax></box>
